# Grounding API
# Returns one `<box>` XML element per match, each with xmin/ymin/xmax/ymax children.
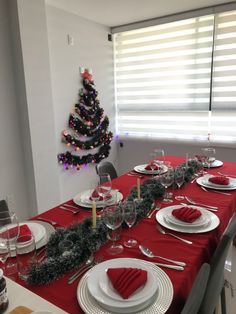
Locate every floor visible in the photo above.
<box><xmin>224</xmin><ymin>244</ymin><xmax>236</xmax><ymax>314</ymax></box>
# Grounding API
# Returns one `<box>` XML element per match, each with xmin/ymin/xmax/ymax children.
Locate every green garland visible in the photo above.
<box><xmin>27</xmin><ymin>160</ymin><xmax>200</xmax><ymax>285</ymax></box>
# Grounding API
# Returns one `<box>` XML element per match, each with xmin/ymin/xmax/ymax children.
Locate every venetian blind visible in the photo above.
<box><xmin>114</xmin><ymin>10</ymin><xmax>236</xmax><ymax>144</ymax></box>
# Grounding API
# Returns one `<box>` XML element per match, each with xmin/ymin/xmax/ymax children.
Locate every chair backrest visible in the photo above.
<box><xmin>0</xmin><ymin>200</ymin><xmax>9</xmax><ymax>213</ymax></box>
<box><xmin>199</xmin><ymin>213</ymin><xmax>236</xmax><ymax>314</ymax></box>
<box><xmin>181</xmin><ymin>263</ymin><xmax>210</xmax><ymax>314</ymax></box>
<box><xmin>96</xmin><ymin>161</ymin><xmax>118</xmax><ymax>180</ymax></box>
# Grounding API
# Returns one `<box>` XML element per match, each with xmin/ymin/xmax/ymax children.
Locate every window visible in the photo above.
<box><xmin>113</xmin><ymin>9</ymin><xmax>236</xmax><ymax>145</ymax></box>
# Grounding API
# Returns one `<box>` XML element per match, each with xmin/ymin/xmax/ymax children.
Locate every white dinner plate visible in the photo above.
<box><xmin>73</xmin><ymin>190</ymin><xmax>123</xmax><ymax>208</ymax></box>
<box><xmin>197</xmin><ymin>175</ymin><xmax>236</xmax><ymax>191</ymax></box>
<box><xmin>156</xmin><ymin>205</ymin><xmax>220</xmax><ymax>233</ymax></box>
<box><xmin>77</xmin><ymin>258</ymin><xmax>173</xmax><ymax>314</ymax></box>
<box><xmin>166</xmin><ymin>210</ymin><xmax>210</xmax><ymax>228</ymax></box>
<box><xmin>203</xmin><ymin>160</ymin><xmax>223</xmax><ymax>168</ymax></box>
<box><xmin>88</xmin><ymin>258</ymin><xmax>158</xmax><ymax>310</ymax></box>
<box><xmin>134</xmin><ymin>164</ymin><xmax>168</xmax><ymax>175</ymax></box>
<box><xmin>8</xmin><ymin>221</ymin><xmax>55</xmax><ymax>257</ymax></box>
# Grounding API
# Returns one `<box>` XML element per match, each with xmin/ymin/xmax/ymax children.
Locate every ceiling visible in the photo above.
<box><xmin>46</xmin><ymin>0</ymin><xmax>234</xmax><ymax>27</ymax></box>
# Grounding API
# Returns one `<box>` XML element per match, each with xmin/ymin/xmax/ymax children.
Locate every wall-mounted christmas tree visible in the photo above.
<box><xmin>57</xmin><ymin>69</ymin><xmax>113</xmax><ymax>171</ymax></box>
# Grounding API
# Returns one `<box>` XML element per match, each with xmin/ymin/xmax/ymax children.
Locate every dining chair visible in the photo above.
<box><xmin>198</xmin><ymin>213</ymin><xmax>236</xmax><ymax>314</ymax></box>
<box><xmin>0</xmin><ymin>200</ymin><xmax>9</xmax><ymax>213</ymax></box>
<box><xmin>96</xmin><ymin>161</ymin><xmax>118</xmax><ymax>180</ymax></box>
<box><xmin>181</xmin><ymin>263</ymin><xmax>210</xmax><ymax>314</ymax></box>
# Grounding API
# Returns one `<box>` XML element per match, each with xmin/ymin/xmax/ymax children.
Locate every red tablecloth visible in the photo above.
<box><xmin>13</xmin><ymin>156</ymin><xmax>236</xmax><ymax>313</ymax></box>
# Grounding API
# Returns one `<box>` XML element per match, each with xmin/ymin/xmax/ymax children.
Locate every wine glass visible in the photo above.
<box><xmin>97</xmin><ymin>173</ymin><xmax>112</xmax><ymax>204</ymax></box>
<box><xmin>201</xmin><ymin>148</ymin><xmax>216</xmax><ymax>170</ymax></box>
<box><xmin>103</xmin><ymin>205</ymin><xmax>124</xmax><ymax>255</ymax></box>
<box><xmin>174</xmin><ymin>167</ymin><xmax>185</xmax><ymax>200</ymax></box>
<box><xmin>0</xmin><ymin>225</ymin><xmax>10</xmax><ymax>273</ymax></box>
<box><xmin>153</xmin><ymin>149</ymin><xmax>165</xmax><ymax>168</ymax></box>
<box><xmin>160</xmin><ymin>166</ymin><xmax>175</xmax><ymax>203</ymax></box>
<box><xmin>0</xmin><ymin>211</ymin><xmax>19</xmax><ymax>274</ymax></box>
<box><xmin>123</xmin><ymin>200</ymin><xmax>137</xmax><ymax>248</ymax></box>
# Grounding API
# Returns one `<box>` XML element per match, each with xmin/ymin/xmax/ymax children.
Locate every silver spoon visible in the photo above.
<box><xmin>156</xmin><ymin>224</ymin><xmax>192</xmax><ymax>244</ymax></box>
<box><xmin>185</xmin><ymin>196</ymin><xmax>218</xmax><ymax>210</ymax></box>
<box><xmin>139</xmin><ymin>245</ymin><xmax>186</xmax><ymax>266</ymax></box>
<box><xmin>59</xmin><ymin>206</ymin><xmax>79</xmax><ymax>214</ymax></box>
<box><xmin>63</xmin><ymin>203</ymin><xmax>80</xmax><ymax>210</ymax></box>
<box><xmin>200</xmin><ymin>186</ymin><xmax>231</xmax><ymax>196</ymax></box>
<box><xmin>35</xmin><ymin>217</ymin><xmax>59</xmax><ymax>226</ymax></box>
<box><xmin>68</xmin><ymin>256</ymin><xmax>94</xmax><ymax>284</ymax></box>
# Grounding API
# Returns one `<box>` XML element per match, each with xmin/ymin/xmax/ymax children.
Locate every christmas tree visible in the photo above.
<box><xmin>58</xmin><ymin>69</ymin><xmax>113</xmax><ymax>171</ymax></box>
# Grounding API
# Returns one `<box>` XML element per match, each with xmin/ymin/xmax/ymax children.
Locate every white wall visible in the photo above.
<box><xmin>118</xmin><ymin>137</ymin><xmax>236</xmax><ymax>174</ymax></box>
<box><xmin>0</xmin><ymin>0</ymin><xmax>29</xmax><ymax>220</ymax></box>
<box><xmin>46</xmin><ymin>5</ymin><xmax>117</xmax><ymax>201</ymax></box>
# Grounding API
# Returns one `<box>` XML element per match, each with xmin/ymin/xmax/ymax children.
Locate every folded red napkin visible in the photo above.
<box><xmin>107</xmin><ymin>267</ymin><xmax>147</xmax><ymax>299</ymax></box>
<box><xmin>0</xmin><ymin>224</ymin><xmax>32</xmax><ymax>242</ymax></box>
<box><xmin>172</xmin><ymin>207</ymin><xmax>202</xmax><ymax>223</ymax></box>
<box><xmin>145</xmin><ymin>163</ymin><xmax>160</xmax><ymax>171</ymax></box>
<box><xmin>90</xmin><ymin>189</ymin><xmax>112</xmax><ymax>201</ymax></box>
<box><xmin>208</xmin><ymin>176</ymin><xmax>229</xmax><ymax>185</ymax></box>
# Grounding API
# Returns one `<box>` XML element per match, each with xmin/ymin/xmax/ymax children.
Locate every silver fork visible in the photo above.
<box><xmin>218</xmin><ymin>172</ymin><xmax>236</xmax><ymax>178</ymax></box>
<box><xmin>63</xmin><ymin>204</ymin><xmax>79</xmax><ymax>210</ymax></box>
<box><xmin>156</xmin><ymin>224</ymin><xmax>192</xmax><ymax>244</ymax></box>
<box><xmin>35</xmin><ymin>217</ymin><xmax>59</xmax><ymax>226</ymax></box>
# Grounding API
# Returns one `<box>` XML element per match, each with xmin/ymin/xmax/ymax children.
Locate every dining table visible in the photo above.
<box><xmin>10</xmin><ymin>156</ymin><xmax>236</xmax><ymax>314</ymax></box>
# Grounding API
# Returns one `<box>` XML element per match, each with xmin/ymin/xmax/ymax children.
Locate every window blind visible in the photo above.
<box><xmin>114</xmin><ymin>10</ymin><xmax>236</xmax><ymax>144</ymax></box>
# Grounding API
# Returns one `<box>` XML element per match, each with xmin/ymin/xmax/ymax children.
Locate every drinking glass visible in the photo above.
<box><xmin>0</xmin><ymin>225</ymin><xmax>10</xmax><ymax>273</ymax></box>
<box><xmin>58</xmin><ymin>239</ymin><xmax>74</xmax><ymax>257</ymax></box>
<box><xmin>16</xmin><ymin>235</ymin><xmax>36</xmax><ymax>281</ymax></box>
<box><xmin>160</xmin><ymin>166</ymin><xmax>174</xmax><ymax>203</ymax></box>
<box><xmin>0</xmin><ymin>211</ymin><xmax>19</xmax><ymax>274</ymax></box>
<box><xmin>103</xmin><ymin>205</ymin><xmax>123</xmax><ymax>255</ymax></box>
<box><xmin>174</xmin><ymin>167</ymin><xmax>185</xmax><ymax>200</ymax></box>
<box><xmin>201</xmin><ymin>148</ymin><xmax>216</xmax><ymax>170</ymax></box>
<box><xmin>153</xmin><ymin>149</ymin><xmax>165</xmax><ymax>167</ymax></box>
<box><xmin>123</xmin><ymin>200</ymin><xmax>137</xmax><ymax>248</ymax></box>
<box><xmin>97</xmin><ymin>173</ymin><xmax>112</xmax><ymax>205</ymax></box>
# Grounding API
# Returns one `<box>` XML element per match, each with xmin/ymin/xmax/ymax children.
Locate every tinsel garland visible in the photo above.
<box><xmin>61</xmin><ymin>130</ymin><xmax>113</xmax><ymax>150</ymax></box>
<box><xmin>58</xmin><ymin>69</ymin><xmax>113</xmax><ymax>170</ymax></box>
<box><xmin>68</xmin><ymin>114</ymin><xmax>109</xmax><ymax>136</ymax></box>
<box><xmin>58</xmin><ymin>142</ymin><xmax>111</xmax><ymax>169</ymax></box>
<box><xmin>28</xmin><ymin>160</ymin><xmax>200</xmax><ymax>285</ymax></box>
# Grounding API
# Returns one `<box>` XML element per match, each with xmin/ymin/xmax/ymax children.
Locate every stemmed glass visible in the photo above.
<box><xmin>0</xmin><ymin>211</ymin><xmax>19</xmax><ymax>274</ymax></box>
<box><xmin>103</xmin><ymin>205</ymin><xmax>124</xmax><ymax>255</ymax></box>
<box><xmin>97</xmin><ymin>173</ymin><xmax>112</xmax><ymax>203</ymax></box>
<box><xmin>123</xmin><ymin>200</ymin><xmax>137</xmax><ymax>248</ymax></box>
<box><xmin>201</xmin><ymin>148</ymin><xmax>216</xmax><ymax>170</ymax></box>
<box><xmin>160</xmin><ymin>166</ymin><xmax>175</xmax><ymax>203</ymax></box>
<box><xmin>0</xmin><ymin>225</ymin><xmax>10</xmax><ymax>273</ymax></box>
<box><xmin>153</xmin><ymin>149</ymin><xmax>165</xmax><ymax>168</ymax></box>
<box><xmin>174</xmin><ymin>167</ymin><xmax>186</xmax><ymax>200</ymax></box>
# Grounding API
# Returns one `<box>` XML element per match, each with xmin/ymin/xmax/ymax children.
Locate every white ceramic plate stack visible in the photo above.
<box><xmin>77</xmin><ymin>258</ymin><xmax>173</xmax><ymax>314</ymax></box>
<box><xmin>134</xmin><ymin>164</ymin><xmax>168</xmax><ymax>175</ymax></box>
<box><xmin>203</xmin><ymin>160</ymin><xmax>223</xmax><ymax>168</ymax></box>
<box><xmin>156</xmin><ymin>205</ymin><xmax>220</xmax><ymax>233</ymax></box>
<box><xmin>197</xmin><ymin>175</ymin><xmax>236</xmax><ymax>191</ymax></box>
<box><xmin>4</xmin><ymin>221</ymin><xmax>55</xmax><ymax>256</ymax></box>
<box><xmin>73</xmin><ymin>190</ymin><xmax>123</xmax><ymax>208</ymax></box>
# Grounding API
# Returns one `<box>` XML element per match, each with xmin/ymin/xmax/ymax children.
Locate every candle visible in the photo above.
<box><xmin>92</xmin><ymin>201</ymin><xmax>96</xmax><ymax>229</ymax></box>
<box><xmin>137</xmin><ymin>178</ymin><xmax>141</xmax><ymax>200</ymax></box>
<box><xmin>185</xmin><ymin>153</ymin><xmax>189</xmax><ymax>168</ymax></box>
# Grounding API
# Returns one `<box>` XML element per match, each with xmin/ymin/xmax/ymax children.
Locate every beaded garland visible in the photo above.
<box><xmin>27</xmin><ymin>159</ymin><xmax>200</xmax><ymax>285</ymax></box>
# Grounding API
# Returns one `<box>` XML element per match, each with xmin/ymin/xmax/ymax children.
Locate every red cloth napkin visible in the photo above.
<box><xmin>90</xmin><ymin>189</ymin><xmax>112</xmax><ymax>201</ymax></box>
<box><xmin>107</xmin><ymin>267</ymin><xmax>147</xmax><ymax>299</ymax></box>
<box><xmin>0</xmin><ymin>224</ymin><xmax>32</xmax><ymax>242</ymax></box>
<box><xmin>172</xmin><ymin>207</ymin><xmax>202</xmax><ymax>223</ymax></box>
<box><xmin>145</xmin><ymin>163</ymin><xmax>160</xmax><ymax>171</ymax></box>
<box><xmin>208</xmin><ymin>176</ymin><xmax>229</xmax><ymax>185</ymax></box>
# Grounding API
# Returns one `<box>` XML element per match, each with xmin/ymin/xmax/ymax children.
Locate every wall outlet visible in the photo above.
<box><xmin>6</xmin><ymin>194</ymin><xmax>15</xmax><ymax>211</ymax></box>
